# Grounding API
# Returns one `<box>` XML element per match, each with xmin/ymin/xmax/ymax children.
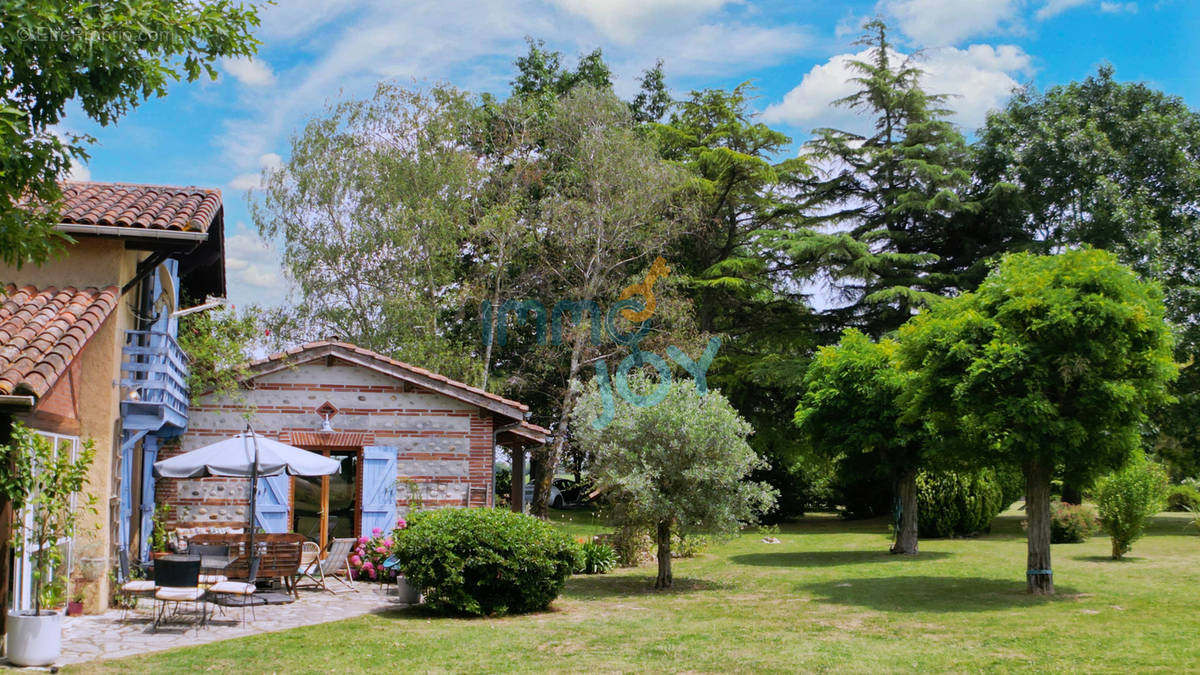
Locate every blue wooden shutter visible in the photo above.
<box><xmin>361</xmin><ymin>446</ymin><xmax>398</xmax><ymax>536</ymax></box>
<box><xmin>254</xmin><ymin>474</ymin><xmax>291</xmax><ymax>533</ymax></box>
<box><xmin>138</xmin><ymin>436</ymin><xmax>159</xmax><ymax>562</ymax></box>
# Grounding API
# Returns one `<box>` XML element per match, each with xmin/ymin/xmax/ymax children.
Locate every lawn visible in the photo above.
<box><xmin>72</xmin><ymin>507</ymin><xmax>1200</xmax><ymax>673</ymax></box>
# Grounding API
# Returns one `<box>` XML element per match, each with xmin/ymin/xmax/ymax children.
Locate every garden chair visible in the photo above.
<box><xmin>206</xmin><ymin>556</ymin><xmax>260</xmax><ymax>627</ymax></box>
<box><xmin>116</xmin><ymin>549</ymin><xmax>155</xmax><ymax>620</ymax></box>
<box><xmin>294</xmin><ymin>537</ymin><xmax>358</xmax><ymax>594</ymax></box>
<box><xmin>152</xmin><ymin>557</ymin><xmax>206</xmax><ymax>632</ymax></box>
<box><xmin>189</xmin><ymin>543</ymin><xmax>231</xmax><ymax>585</ymax></box>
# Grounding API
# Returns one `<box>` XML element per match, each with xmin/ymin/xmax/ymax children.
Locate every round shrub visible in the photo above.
<box><xmin>916</xmin><ymin>469</ymin><xmax>1005</xmax><ymax>538</ymax></box>
<box><xmin>1097</xmin><ymin>459</ymin><xmax>1168</xmax><ymax>559</ymax></box>
<box><xmin>1050</xmin><ymin>501</ymin><xmax>1100</xmax><ymax>543</ymax></box>
<box><xmin>1165</xmin><ymin>484</ymin><xmax>1200</xmax><ymax>512</ymax></box>
<box><xmin>393</xmin><ymin>508</ymin><xmax>580</xmax><ymax>616</ymax></box>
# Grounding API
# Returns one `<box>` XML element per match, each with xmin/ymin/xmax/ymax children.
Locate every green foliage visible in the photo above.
<box><xmin>1165</xmin><ymin>484</ymin><xmax>1200</xmax><ymax>512</ymax></box>
<box><xmin>607</xmin><ymin>525</ymin><xmax>653</xmax><ymax>568</ymax></box>
<box><xmin>493</xmin><ymin>465</ymin><xmax>512</xmax><ymax>507</ymax></box>
<box><xmin>1096</xmin><ymin>458</ymin><xmax>1169</xmax><ymax>559</ymax></box>
<box><xmin>1049</xmin><ymin>502</ymin><xmax>1101</xmax><ymax>543</ymax></box>
<box><xmin>176</xmin><ymin>308</ymin><xmax>260</xmax><ymax>399</ymax></box>
<box><xmin>0</xmin><ymin>0</ymin><xmax>260</xmax><ymax>267</ymax></box>
<box><xmin>149</xmin><ymin>503</ymin><xmax>172</xmax><ymax>553</ymax></box>
<box><xmin>573</xmin><ymin>374</ymin><xmax>776</xmax><ymax>585</ymax></box>
<box><xmin>670</xmin><ymin>532</ymin><xmax>712</xmax><ymax>558</ymax></box>
<box><xmin>916</xmin><ymin>470</ymin><xmax>1005</xmax><ymax>538</ymax></box>
<box><xmin>901</xmin><ymin>249</ymin><xmax>1177</xmax><ymax>479</ymax></box>
<box><xmin>392</xmin><ymin>508</ymin><xmax>578</xmax><ymax>616</ymax></box>
<box><xmin>2</xmin><ymin>423</ymin><xmax>97</xmax><ymax>614</ymax></box>
<box><xmin>577</xmin><ymin>541</ymin><xmax>617</xmax><ymax>574</ymax></box>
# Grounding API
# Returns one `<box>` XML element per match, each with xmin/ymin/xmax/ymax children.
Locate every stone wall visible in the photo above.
<box><xmin>157</xmin><ymin>359</ymin><xmax>496</xmax><ymax>535</ymax></box>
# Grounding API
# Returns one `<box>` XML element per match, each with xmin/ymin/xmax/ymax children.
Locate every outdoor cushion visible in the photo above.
<box><xmin>122</xmin><ymin>580</ymin><xmax>155</xmax><ymax>593</ymax></box>
<box><xmin>155</xmin><ymin>587</ymin><xmax>204</xmax><ymax>601</ymax></box>
<box><xmin>208</xmin><ymin>581</ymin><xmax>256</xmax><ymax>595</ymax></box>
<box><xmin>199</xmin><ymin>574</ymin><xmax>227</xmax><ymax>584</ymax></box>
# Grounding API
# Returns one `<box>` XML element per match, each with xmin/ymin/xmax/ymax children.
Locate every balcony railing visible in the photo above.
<box><xmin>120</xmin><ymin>330</ymin><xmax>190</xmax><ymax>433</ymax></box>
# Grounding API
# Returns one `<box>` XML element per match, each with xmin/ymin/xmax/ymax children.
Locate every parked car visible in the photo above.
<box><xmin>523</xmin><ymin>481</ymin><xmax>564</xmax><ymax>509</ymax></box>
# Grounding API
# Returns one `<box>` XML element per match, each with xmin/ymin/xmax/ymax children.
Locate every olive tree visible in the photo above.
<box><xmin>900</xmin><ymin>249</ymin><xmax>1176</xmax><ymax>593</ymax></box>
<box><xmin>572</xmin><ymin>374</ymin><xmax>776</xmax><ymax>589</ymax></box>
<box><xmin>794</xmin><ymin>329</ymin><xmax>925</xmax><ymax>554</ymax></box>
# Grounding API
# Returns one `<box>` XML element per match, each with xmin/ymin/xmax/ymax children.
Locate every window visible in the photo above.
<box><xmin>11</xmin><ymin>431</ymin><xmax>80</xmax><ymax>612</ymax></box>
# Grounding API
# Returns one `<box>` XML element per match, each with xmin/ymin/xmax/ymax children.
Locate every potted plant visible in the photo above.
<box><xmin>66</xmin><ymin>590</ymin><xmax>85</xmax><ymax>617</ymax></box>
<box><xmin>149</xmin><ymin>503</ymin><xmax>172</xmax><ymax>559</ymax></box>
<box><xmin>2</xmin><ymin>423</ymin><xmax>96</xmax><ymax>667</ymax></box>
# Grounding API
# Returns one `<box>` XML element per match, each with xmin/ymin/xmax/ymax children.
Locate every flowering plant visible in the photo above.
<box><xmin>349</xmin><ymin>517</ymin><xmax>406</xmax><ymax>581</ymax></box>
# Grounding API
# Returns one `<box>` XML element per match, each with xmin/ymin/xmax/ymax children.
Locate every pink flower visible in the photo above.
<box><xmin>396</xmin><ymin>518</ymin><xmax>407</xmax><ymax>529</ymax></box>
<box><xmin>367</xmin><ymin>567</ymin><xmax>377</xmax><ymax>580</ymax></box>
<box><xmin>357</xmin><ymin>536</ymin><xmax>369</xmax><ymax>545</ymax></box>
<box><xmin>382</xmin><ymin>538</ymin><xmax>393</xmax><ymax>548</ymax></box>
<box><xmin>372</xmin><ymin>528</ymin><xmax>382</xmax><ymax>536</ymax></box>
<box><xmin>349</xmin><ymin>554</ymin><xmax>362</xmax><ymax>567</ymax></box>
<box><xmin>374</xmin><ymin>545</ymin><xmax>387</xmax><ymax>554</ymax></box>
<box><xmin>362</xmin><ymin>560</ymin><xmax>374</xmax><ymax>571</ymax></box>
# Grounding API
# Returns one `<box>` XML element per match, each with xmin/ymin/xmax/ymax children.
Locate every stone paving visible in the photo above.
<box><xmin>53</xmin><ymin>583</ymin><xmax>402</xmax><ymax>667</ymax></box>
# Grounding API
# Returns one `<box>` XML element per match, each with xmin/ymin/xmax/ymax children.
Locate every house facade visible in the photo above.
<box><xmin>157</xmin><ymin>341</ymin><xmax>548</xmax><ymax>546</ymax></box>
<box><xmin>0</xmin><ymin>181</ymin><xmax>226</xmax><ymax>612</ymax></box>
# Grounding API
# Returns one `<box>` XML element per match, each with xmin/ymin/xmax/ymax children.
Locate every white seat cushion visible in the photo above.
<box><xmin>208</xmin><ymin>581</ymin><xmax>256</xmax><ymax>595</ymax></box>
<box><xmin>122</xmin><ymin>580</ymin><xmax>156</xmax><ymax>593</ymax></box>
<box><xmin>156</xmin><ymin>587</ymin><xmax>204</xmax><ymax>601</ymax></box>
<box><xmin>199</xmin><ymin>574</ymin><xmax>227</xmax><ymax>584</ymax></box>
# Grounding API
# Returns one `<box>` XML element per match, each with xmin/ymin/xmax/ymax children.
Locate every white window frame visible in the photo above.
<box><xmin>11</xmin><ymin>431</ymin><xmax>79</xmax><ymax>612</ymax></box>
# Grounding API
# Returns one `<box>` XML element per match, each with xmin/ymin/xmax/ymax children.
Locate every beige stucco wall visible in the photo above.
<box><xmin>5</xmin><ymin>241</ymin><xmax>148</xmax><ymax>612</ymax></box>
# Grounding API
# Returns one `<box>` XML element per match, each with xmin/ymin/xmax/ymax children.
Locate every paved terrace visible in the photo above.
<box><xmin>51</xmin><ymin>584</ymin><xmax>401</xmax><ymax>667</ymax></box>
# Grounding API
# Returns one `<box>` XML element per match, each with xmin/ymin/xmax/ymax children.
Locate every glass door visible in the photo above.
<box><xmin>292</xmin><ymin>450</ymin><xmax>358</xmax><ymax>546</ymax></box>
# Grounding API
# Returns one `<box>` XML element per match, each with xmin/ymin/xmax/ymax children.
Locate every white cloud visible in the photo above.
<box><xmin>1099</xmin><ymin>1</ymin><xmax>1137</xmax><ymax>13</ymax></box>
<box><xmin>66</xmin><ymin>161</ymin><xmax>91</xmax><ymax>182</ymax></box>
<box><xmin>549</xmin><ymin>0</ymin><xmax>729</xmax><ymax>44</ymax></box>
<box><xmin>1035</xmin><ymin>0</ymin><xmax>1091</xmax><ymax>20</ymax></box>
<box><xmin>223</xmin><ymin>230</ymin><xmax>288</xmax><ymax>306</ymax></box>
<box><xmin>882</xmin><ymin>0</ymin><xmax>1022</xmax><ymax>46</ymax></box>
<box><xmin>220</xmin><ymin>57</ymin><xmax>277</xmax><ymax>87</ymax></box>
<box><xmin>229</xmin><ymin>153</ymin><xmax>284</xmax><ymax>191</ymax></box>
<box><xmin>764</xmin><ymin>44</ymin><xmax>1033</xmax><ymax>135</ymax></box>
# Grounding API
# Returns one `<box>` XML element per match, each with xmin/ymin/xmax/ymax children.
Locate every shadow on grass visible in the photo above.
<box><xmin>1070</xmin><ymin>555</ymin><xmax>1141</xmax><ymax>563</ymax></box>
<box><xmin>566</xmin><ymin>574</ymin><xmax>729</xmax><ymax>600</ymax></box>
<box><xmin>801</xmin><ymin>575</ymin><xmax>1078</xmax><ymax>613</ymax></box>
<box><xmin>730</xmin><ymin>550</ymin><xmax>951</xmax><ymax>568</ymax></box>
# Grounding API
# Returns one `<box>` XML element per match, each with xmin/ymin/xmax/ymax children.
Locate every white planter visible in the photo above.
<box><xmin>394</xmin><ymin>577</ymin><xmax>421</xmax><ymax>604</ymax></box>
<box><xmin>7</xmin><ymin>609</ymin><xmax>62</xmax><ymax>667</ymax></box>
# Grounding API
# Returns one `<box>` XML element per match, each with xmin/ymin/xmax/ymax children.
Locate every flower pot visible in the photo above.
<box><xmin>150</xmin><ymin>551</ymin><xmax>171</xmax><ymax>560</ymax></box>
<box><xmin>394</xmin><ymin>576</ymin><xmax>420</xmax><ymax>604</ymax></box>
<box><xmin>66</xmin><ymin>601</ymin><xmax>84</xmax><ymax>617</ymax></box>
<box><xmin>7</xmin><ymin>609</ymin><xmax>63</xmax><ymax>667</ymax></box>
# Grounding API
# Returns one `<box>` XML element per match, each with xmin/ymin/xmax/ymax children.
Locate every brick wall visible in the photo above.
<box><xmin>157</xmin><ymin>359</ymin><xmax>496</xmax><ymax>535</ymax></box>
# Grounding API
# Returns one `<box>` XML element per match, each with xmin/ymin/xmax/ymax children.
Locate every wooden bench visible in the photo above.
<box><xmin>188</xmin><ymin>533</ymin><xmax>305</xmax><ymax>596</ymax></box>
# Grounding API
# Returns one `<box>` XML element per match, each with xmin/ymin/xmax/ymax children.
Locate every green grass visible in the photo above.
<box><xmin>73</xmin><ymin>507</ymin><xmax>1200</xmax><ymax>673</ymax></box>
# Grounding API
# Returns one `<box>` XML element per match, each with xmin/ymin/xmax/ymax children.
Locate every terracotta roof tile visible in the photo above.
<box><xmin>243</xmin><ymin>341</ymin><xmax>533</xmax><ymax>415</ymax></box>
<box><xmin>57</xmin><ymin>181</ymin><xmax>222</xmax><ymax>233</ymax></box>
<box><xmin>0</xmin><ymin>284</ymin><xmax>119</xmax><ymax>398</ymax></box>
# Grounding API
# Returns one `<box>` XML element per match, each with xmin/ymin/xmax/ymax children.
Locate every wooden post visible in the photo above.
<box><xmin>510</xmin><ymin>447</ymin><xmax>525</xmax><ymax>514</ymax></box>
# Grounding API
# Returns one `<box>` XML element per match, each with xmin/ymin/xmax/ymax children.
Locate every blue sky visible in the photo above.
<box><xmin>63</xmin><ymin>0</ymin><xmax>1199</xmax><ymax>309</ymax></box>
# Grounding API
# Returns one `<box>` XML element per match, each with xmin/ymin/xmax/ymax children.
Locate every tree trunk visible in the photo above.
<box><xmin>1060</xmin><ymin>483</ymin><xmax>1081</xmax><ymax>505</ymax></box>
<box><xmin>1111</xmin><ymin>537</ymin><xmax>1124</xmax><ymax>560</ymax></box>
<box><xmin>891</xmin><ymin>467</ymin><xmax>919</xmax><ymax>555</ymax></box>
<box><xmin>1024</xmin><ymin>458</ymin><xmax>1054</xmax><ymax>595</ymax></box>
<box><xmin>531</xmin><ymin>322</ymin><xmax>588</xmax><ymax>518</ymax></box>
<box><xmin>655</xmin><ymin>520</ymin><xmax>672</xmax><ymax>589</ymax></box>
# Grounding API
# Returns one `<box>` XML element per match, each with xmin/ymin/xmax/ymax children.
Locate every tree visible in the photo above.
<box><xmin>573</xmin><ymin>374</ymin><xmax>777</xmax><ymax>588</ymax></box>
<box><xmin>630</xmin><ymin>60</ymin><xmax>671</xmax><ymax>124</ymax></box>
<box><xmin>524</xmin><ymin>87</ymin><xmax>697</xmax><ymax>517</ymax></box>
<box><xmin>1095</xmin><ymin>456</ymin><xmax>1168</xmax><ymax>559</ymax></box>
<box><xmin>253</xmin><ymin>83</ymin><xmax>492</xmax><ymax>385</ymax></box>
<box><xmin>973</xmin><ymin>66</ymin><xmax>1200</xmax><ymax>485</ymax></box>
<box><xmin>798</xmin><ymin>18</ymin><xmax>975</xmax><ymax>337</ymax></box>
<box><xmin>176</xmin><ymin>308</ymin><xmax>261</xmax><ymax>399</ymax></box>
<box><xmin>900</xmin><ymin>249</ymin><xmax>1177</xmax><ymax>593</ymax></box>
<box><xmin>794</xmin><ymin>329</ymin><xmax>924</xmax><ymax>554</ymax></box>
<box><xmin>0</xmin><ymin>0</ymin><xmax>261</xmax><ymax>267</ymax></box>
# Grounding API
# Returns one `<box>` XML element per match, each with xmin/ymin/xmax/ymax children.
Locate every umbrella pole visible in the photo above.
<box><xmin>246</xmin><ymin>425</ymin><xmax>259</xmax><ymax>584</ymax></box>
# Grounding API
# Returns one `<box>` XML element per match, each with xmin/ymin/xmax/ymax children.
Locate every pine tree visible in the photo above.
<box><xmin>798</xmin><ymin>18</ymin><xmax>974</xmax><ymax>337</ymax></box>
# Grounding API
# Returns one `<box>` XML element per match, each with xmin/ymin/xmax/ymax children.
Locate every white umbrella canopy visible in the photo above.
<box><xmin>154</xmin><ymin>431</ymin><xmax>340</xmax><ymax>478</ymax></box>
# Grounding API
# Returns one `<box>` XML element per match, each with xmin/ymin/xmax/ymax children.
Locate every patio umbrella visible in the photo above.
<box><xmin>153</xmin><ymin>425</ymin><xmax>340</xmax><ymax>580</ymax></box>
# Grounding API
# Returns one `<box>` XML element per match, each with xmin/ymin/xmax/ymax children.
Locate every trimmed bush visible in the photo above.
<box><xmin>1050</xmin><ymin>501</ymin><xmax>1100</xmax><ymax>543</ymax></box>
<box><xmin>1097</xmin><ymin>459</ymin><xmax>1169</xmax><ymax>559</ymax></box>
<box><xmin>393</xmin><ymin>508</ymin><xmax>579</xmax><ymax>616</ymax></box>
<box><xmin>1165</xmin><ymin>484</ymin><xmax>1200</xmax><ymax>512</ymax></box>
<box><xmin>607</xmin><ymin>525</ymin><xmax>653</xmax><ymax>567</ymax></box>
<box><xmin>916</xmin><ymin>469</ymin><xmax>1006</xmax><ymax>538</ymax></box>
